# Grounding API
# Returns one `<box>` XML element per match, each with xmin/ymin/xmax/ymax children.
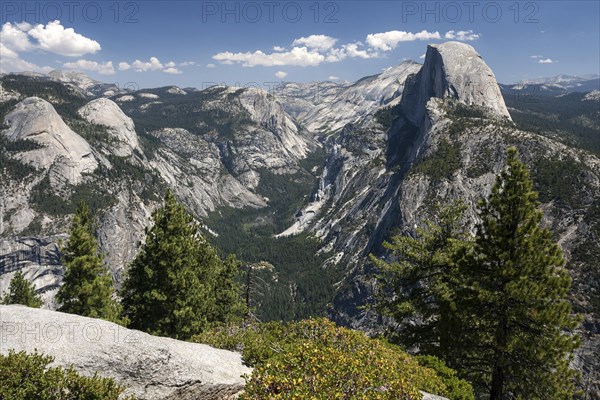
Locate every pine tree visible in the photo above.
<box><xmin>458</xmin><ymin>147</ymin><xmax>580</xmax><ymax>399</ymax></box>
<box><xmin>212</xmin><ymin>254</ymin><xmax>246</xmax><ymax>325</ymax></box>
<box><xmin>371</xmin><ymin>201</ymin><xmax>470</xmax><ymax>359</ymax></box>
<box><xmin>2</xmin><ymin>271</ymin><xmax>43</xmax><ymax>308</ymax></box>
<box><xmin>121</xmin><ymin>191</ymin><xmax>243</xmax><ymax>339</ymax></box>
<box><xmin>57</xmin><ymin>202</ymin><xmax>124</xmax><ymax>324</ymax></box>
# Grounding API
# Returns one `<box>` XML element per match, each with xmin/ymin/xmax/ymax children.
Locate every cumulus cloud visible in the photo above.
<box><xmin>180</xmin><ymin>61</ymin><xmax>196</xmax><ymax>66</ymax></box>
<box><xmin>213</xmin><ymin>28</ymin><xmax>479</xmax><ymax>68</ymax></box>
<box><xmin>164</xmin><ymin>67</ymin><xmax>182</xmax><ymax>74</ymax></box>
<box><xmin>0</xmin><ymin>42</ymin><xmax>52</xmax><ymax>74</ymax></box>
<box><xmin>275</xmin><ymin>71</ymin><xmax>288</xmax><ymax>79</ymax></box>
<box><xmin>292</xmin><ymin>35</ymin><xmax>337</xmax><ymax>51</ymax></box>
<box><xmin>1</xmin><ymin>22</ymin><xmax>34</xmax><ymax>52</ymax></box>
<box><xmin>344</xmin><ymin>42</ymin><xmax>374</xmax><ymax>59</ymax></box>
<box><xmin>213</xmin><ymin>47</ymin><xmax>326</xmax><ymax>67</ymax></box>
<box><xmin>122</xmin><ymin>56</ymin><xmax>181</xmax><ymax>73</ymax></box>
<box><xmin>206</xmin><ymin>63</ymin><xmax>216</xmax><ymax>68</ymax></box>
<box><xmin>118</xmin><ymin>62</ymin><xmax>131</xmax><ymax>70</ymax></box>
<box><xmin>444</xmin><ymin>30</ymin><xmax>480</xmax><ymax>41</ymax></box>
<box><xmin>366</xmin><ymin>30</ymin><xmax>441</xmax><ymax>51</ymax></box>
<box><xmin>538</xmin><ymin>58</ymin><xmax>556</xmax><ymax>64</ymax></box>
<box><xmin>63</xmin><ymin>59</ymin><xmax>115</xmax><ymax>75</ymax></box>
<box><xmin>28</xmin><ymin>20</ymin><xmax>101</xmax><ymax>56</ymax></box>
<box><xmin>0</xmin><ymin>20</ymin><xmax>101</xmax><ymax>73</ymax></box>
<box><xmin>213</xmin><ymin>34</ymin><xmax>379</xmax><ymax>67</ymax></box>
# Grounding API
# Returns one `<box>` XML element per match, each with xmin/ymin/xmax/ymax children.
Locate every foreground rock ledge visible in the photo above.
<box><xmin>0</xmin><ymin>305</ymin><xmax>250</xmax><ymax>400</ymax></box>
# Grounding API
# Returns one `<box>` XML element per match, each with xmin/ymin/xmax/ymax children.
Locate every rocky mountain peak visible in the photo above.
<box><xmin>401</xmin><ymin>41</ymin><xmax>511</xmax><ymax>124</ymax></box>
<box><xmin>3</xmin><ymin>96</ymin><xmax>98</xmax><ymax>183</ymax></box>
<box><xmin>77</xmin><ymin>98</ymin><xmax>141</xmax><ymax>157</ymax></box>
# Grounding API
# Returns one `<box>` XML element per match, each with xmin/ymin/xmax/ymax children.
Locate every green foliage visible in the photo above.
<box><xmin>0</xmin><ymin>136</ymin><xmax>39</xmax><ymax>183</ymax></box>
<box><xmin>532</xmin><ymin>156</ymin><xmax>586</xmax><ymax>208</ymax></box>
<box><xmin>371</xmin><ymin>201</ymin><xmax>471</xmax><ymax>359</ymax></box>
<box><xmin>121</xmin><ymin>191</ymin><xmax>245</xmax><ymax>339</ymax></box>
<box><xmin>376</xmin><ymin>148</ymin><xmax>581</xmax><ymax>399</ymax></box>
<box><xmin>0</xmin><ymin>350</ymin><xmax>133</xmax><ymax>400</ymax></box>
<box><xmin>2</xmin><ymin>271</ymin><xmax>43</xmax><ymax>308</ymax></box>
<box><xmin>57</xmin><ymin>202</ymin><xmax>124</xmax><ymax>325</ymax></box>
<box><xmin>505</xmin><ymin>92</ymin><xmax>600</xmax><ymax>155</ymax></box>
<box><xmin>116</xmin><ymin>87</ymin><xmax>253</xmax><ymax>140</ymax></box>
<box><xmin>195</xmin><ymin>319</ymin><xmax>468</xmax><ymax>400</ymax></box>
<box><xmin>457</xmin><ymin>148</ymin><xmax>581</xmax><ymax>399</ymax></box>
<box><xmin>29</xmin><ymin>175</ymin><xmax>116</xmax><ymax>216</ymax></box>
<box><xmin>0</xmin><ymin>75</ymin><xmax>88</xmax><ymax>119</ymax></box>
<box><xmin>206</xmin><ymin>207</ymin><xmax>337</xmax><ymax>321</ymax></box>
<box><xmin>411</xmin><ymin>139</ymin><xmax>462</xmax><ymax>182</ymax></box>
<box><xmin>416</xmin><ymin>356</ymin><xmax>475</xmax><ymax>400</ymax></box>
<box><xmin>375</xmin><ymin>104</ymin><xmax>403</xmax><ymax>129</ymax></box>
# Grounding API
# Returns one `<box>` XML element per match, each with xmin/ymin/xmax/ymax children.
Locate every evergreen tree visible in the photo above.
<box><xmin>121</xmin><ymin>191</ymin><xmax>243</xmax><ymax>339</ymax></box>
<box><xmin>371</xmin><ymin>201</ymin><xmax>470</xmax><ymax>359</ymax></box>
<box><xmin>2</xmin><ymin>271</ymin><xmax>43</xmax><ymax>308</ymax></box>
<box><xmin>57</xmin><ymin>202</ymin><xmax>124</xmax><ymax>324</ymax></box>
<box><xmin>212</xmin><ymin>254</ymin><xmax>246</xmax><ymax>325</ymax></box>
<box><xmin>458</xmin><ymin>148</ymin><xmax>580</xmax><ymax>399</ymax></box>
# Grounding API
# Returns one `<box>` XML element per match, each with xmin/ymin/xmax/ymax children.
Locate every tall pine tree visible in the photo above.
<box><xmin>121</xmin><ymin>191</ymin><xmax>244</xmax><ymax>339</ymax></box>
<box><xmin>459</xmin><ymin>148</ymin><xmax>580</xmax><ymax>399</ymax></box>
<box><xmin>57</xmin><ymin>202</ymin><xmax>124</xmax><ymax>324</ymax></box>
<box><xmin>371</xmin><ymin>201</ymin><xmax>471</xmax><ymax>360</ymax></box>
<box><xmin>2</xmin><ymin>271</ymin><xmax>43</xmax><ymax>308</ymax></box>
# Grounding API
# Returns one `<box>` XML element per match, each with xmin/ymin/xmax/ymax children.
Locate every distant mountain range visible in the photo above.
<box><xmin>500</xmin><ymin>74</ymin><xmax>600</xmax><ymax>95</ymax></box>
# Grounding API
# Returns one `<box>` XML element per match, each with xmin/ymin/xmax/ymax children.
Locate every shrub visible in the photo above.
<box><xmin>0</xmin><ymin>350</ymin><xmax>133</xmax><ymax>400</ymax></box>
<box><xmin>195</xmin><ymin>318</ymin><xmax>472</xmax><ymax>399</ymax></box>
<box><xmin>416</xmin><ymin>355</ymin><xmax>475</xmax><ymax>400</ymax></box>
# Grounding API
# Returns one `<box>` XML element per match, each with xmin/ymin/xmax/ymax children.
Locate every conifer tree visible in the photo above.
<box><xmin>57</xmin><ymin>202</ymin><xmax>124</xmax><ymax>324</ymax></box>
<box><xmin>121</xmin><ymin>191</ymin><xmax>243</xmax><ymax>339</ymax></box>
<box><xmin>2</xmin><ymin>271</ymin><xmax>43</xmax><ymax>308</ymax></box>
<box><xmin>371</xmin><ymin>201</ymin><xmax>470</xmax><ymax>359</ymax></box>
<box><xmin>212</xmin><ymin>254</ymin><xmax>246</xmax><ymax>325</ymax></box>
<box><xmin>459</xmin><ymin>148</ymin><xmax>580</xmax><ymax>399</ymax></box>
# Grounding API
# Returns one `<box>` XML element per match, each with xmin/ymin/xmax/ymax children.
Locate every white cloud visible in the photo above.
<box><xmin>180</xmin><ymin>61</ymin><xmax>196</xmax><ymax>66</ymax></box>
<box><xmin>206</xmin><ymin>63</ymin><xmax>216</xmax><ymax>68</ymax></box>
<box><xmin>366</xmin><ymin>30</ymin><xmax>441</xmax><ymax>51</ymax></box>
<box><xmin>419</xmin><ymin>53</ymin><xmax>426</xmax><ymax>59</ymax></box>
<box><xmin>63</xmin><ymin>59</ymin><xmax>115</xmax><ymax>75</ymax></box>
<box><xmin>118</xmin><ymin>62</ymin><xmax>131</xmax><ymax>70</ymax></box>
<box><xmin>28</xmin><ymin>20</ymin><xmax>101</xmax><ymax>56</ymax></box>
<box><xmin>343</xmin><ymin>42</ymin><xmax>374</xmax><ymax>59</ymax></box>
<box><xmin>273</xmin><ymin>46</ymin><xmax>285</xmax><ymax>52</ymax></box>
<box><xmin>165</xmin><ymin>61</ymin><xmax>176</xmax><ymax>68</ymax></box>
<box><xmin>538</xmin><ymin>58</ymin><xmax>556</xmax><ymax>64</ymax></box>
<box><xmin>213</xmin><ymin>47</ymin><xmax>325</xmax><ymax>67</ymax></box>
<box><xmin>131</xmin><ymin>57</ymin><xmax>164</xmax><ymax>72</ymax></box>
<box><xmin>0</xmin><ymin>42</ymin><xmax>52</xmax><ymax>74</ymax></box>
<box><xmin>328</xmin><ymin>76</ymin><xmax>340</xmax><ymax>80</ymax></box>
<box><xmin>275</xmin><ymin>71</ymin><xmax>288</xmax><ymax>79</ymax></box>
<box><xmin>164</xmin><ymin>67</ymin><xmax>182</xmax><ymax>74</ymax></box>
<box><xmin>530</xmin><ymin>55</ymin><xmax>543</xmax><ymax>59</ymax></box>
<box><xmin>292</xmin><ymin>35</ymin><xmax>337</xmax><ymax>51</ymax></box>
<box><xmin>444</xmin><ymin>30</ymin><xmax>480</xmax><ymax>41</ymax></box>
<box><xmin>0</xmin><ymin>22</ymin><xmax>33</xmax><ymax>52</ymax></box>
<box><xmin>0</xmin><ymin>20</ymin><xmax>100</xmax><ymax>73</ymax></box>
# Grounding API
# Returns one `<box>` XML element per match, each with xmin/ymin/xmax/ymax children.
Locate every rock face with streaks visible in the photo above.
<box><xmin>77</xmin><ymin>98</ymin><xmax>141</xmax><ymax>157</ymax></box>
<box><xmin>401</xmin><ymin>42</ymin><xmax>511</xmax><ymax>125</ymax></box>
<box><xmin>0</xmin><ymin>305</ymin><xmax>251</xmax><ymax>400</ymax></box>
<box><xmin>3</xmin><ymin>97</ymin><xmax>98</xmax><ymax>184</ymax></box>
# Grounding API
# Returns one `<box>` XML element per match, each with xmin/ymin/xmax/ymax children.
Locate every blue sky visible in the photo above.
<box><xmin>1</xmin><ymin>1</ymin><xmax>598</xmax><ymax>88</ymax></box>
